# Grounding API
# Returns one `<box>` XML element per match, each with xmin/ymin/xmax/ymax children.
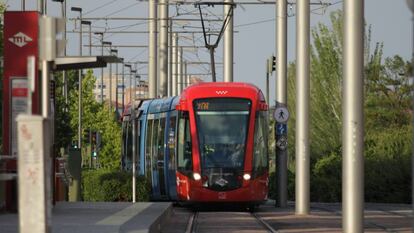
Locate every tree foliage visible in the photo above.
<box><xmin>282</xmin><ymin>10</ymin><xmax>412</xmax><ymax>203</ymax></box>
<box><xmin>55</xmin><ymin>70</ymin><xmax>122</xmax><ymax>170</ymax></box>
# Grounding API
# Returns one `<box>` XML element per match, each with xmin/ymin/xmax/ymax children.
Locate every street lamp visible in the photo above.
<box><xmin>95</xmin><ymin>32</ymin><xmax>105</xmax><ymax>103</ymax></box>
<box><xmin>53</xmin><ymin>0</ymin><xmax>68</xmax><ymax>106</ymax></box>
<box><xmin>110</xmin><ymin>49</ymin><xmax>118</xmax><ymax>115</ymax></box>
<box><xmin>81</xmin><ymin>20</ymin><xmax>92</xmax><ymax>56</ymax></box>
<box><xmin>102</xmin><ymin>41</ymin><xmax>112</xmax><ymax>111</ymax></box>
<box><xmin>71</xmin><ymin>6</ymin><xmax>83</xmax><ymax>149</ymax></box>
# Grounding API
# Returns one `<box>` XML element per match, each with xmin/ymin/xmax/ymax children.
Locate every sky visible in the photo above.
<box><xmin>4</xmin><ymin>0</ymin><xmax>413</xmax><ymax>102</ymax></box>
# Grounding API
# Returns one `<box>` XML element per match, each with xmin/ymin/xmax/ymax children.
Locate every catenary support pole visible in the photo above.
<box><xmin>122</xmin><ymin>63</ymin><xmax>125</xmax><ymax>113</ymax></box>
<box><xmin>149</xmin><ymin>0</ymin><xmax>158</xmax><ymax>98</ymax></box>
<box><xmin>224</xmin><ymin>0</ymin><xmax>234</xmax><ymax>82</ymax></box>
<box><xmin>159</xmin><ymin>0</ymin><xmax>168</xmax><ymax>97</ymax></box>
<box><xmin>295</xmin><ymin>0</ymin><xmax>310</xmax><ymax>215</ymax></box>
<box><xmin>115</xmin><ymin>61</ymin><xmax>119</xmax><ymax>115</ymax></box>
<box><xmin>61</xmin><ymin>1</ymin><xmax>68</xmax><ymax>107</ymax></box>
<box><xmin>168</xmin><ymin>20</ymin><xmax>173</xmax><ymax>96</ymax></box>
<box><xmin>99</xmin><ymin>35</ymin><xmax>104</xmax><ymax>103</ymax></box>
<box><xmin>185</xmin><ymin>62</ymin><xmax>189</xmax><ymax>88</ymax></box>
<box><xmin>408</xmin><ymin>0</ymin><xmax>414</xmax><ymax>229</ymax></box>
<box><xmin>342</xmin><ymin>0</ymin><xmax>364</xmax><ymax>232</ymax></box>
<box><xmin>275</xmin><ymin>0</ymin><xmax>288</xmax><ymax>208</ymax></box>
<box><xmin>78</xmin><ymin>11</ymin><xmax>83</xmax><ymax>149</ymax></box>
<box><xmin>172</xmin><ymin>33</ymin><xmax>178</xmax><ymax>96</ymax></box>
<box><xmin>178</xmin><ymin>47</ymin><xmax>183</xmax><ymax>93</ymax></box>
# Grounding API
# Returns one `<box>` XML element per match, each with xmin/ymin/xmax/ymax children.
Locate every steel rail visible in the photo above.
<box><xmin>185</xmin><ymin>212</ymin><xmax>198</xmax><ymax>233</ymax></box>
<box><xmin>251</xmin><ymin>213</ymin><xmax>279</xmax><ymax>233</ymax></box>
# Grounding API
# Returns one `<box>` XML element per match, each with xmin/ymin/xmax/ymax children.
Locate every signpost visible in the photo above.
<box><xmin>3</xmin><ymin>11</ymin><xmax>40</xmax><ymax>211</ymax></box>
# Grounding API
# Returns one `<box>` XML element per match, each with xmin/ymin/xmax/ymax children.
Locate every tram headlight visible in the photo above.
<box><xmin>243</xmin><ymin>173</ymin><xmax>251</xmax><ymax>181</ymax></box>
<box><xmin>193</xmin><ymin>172</ymin><xmax>201</xmax><ymax>181</ymax></box>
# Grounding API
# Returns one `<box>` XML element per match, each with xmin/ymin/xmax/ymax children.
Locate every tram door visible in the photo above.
<box><xmin>147</xmin><ymin>114</ymin><xmax>167</xmax><ymax>199</ymax></box>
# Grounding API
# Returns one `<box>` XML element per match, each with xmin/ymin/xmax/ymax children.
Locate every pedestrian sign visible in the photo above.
<box><xmin>276</xmin><ymin>123</ymin><xmax>287</xmax><ymax>135</ymax></box>
<box><xmin>274</xmin><ymin>106</ymin><xmax>289</xmax><ymax>123</ymax></box>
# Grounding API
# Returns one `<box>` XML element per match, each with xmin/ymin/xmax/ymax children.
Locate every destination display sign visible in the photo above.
<box><xmin>194</xmin><ymin>98</ymin><xmax>251</xmax><ymax>111</ymax></box>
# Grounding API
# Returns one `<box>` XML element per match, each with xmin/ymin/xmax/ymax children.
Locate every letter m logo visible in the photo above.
<box><xmin>9</xmin><ymin>32</ymin><xmax>33</xmax><ymax>48</ymax></box>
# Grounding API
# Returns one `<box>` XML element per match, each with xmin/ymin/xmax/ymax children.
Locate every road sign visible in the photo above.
<box><xmin>276</xmin><ymin>136</ymin><xmax>288</xmax><ymax>150</ymax></box>
<box><xmin>274</xmin><ymin>106</ymin><xmax>289</xmax><ymax>123</ymax></box>
<box><xmin>276</xmin><ymin>123</ymin><xmax>287</xmax><ymax>135</ymax></box>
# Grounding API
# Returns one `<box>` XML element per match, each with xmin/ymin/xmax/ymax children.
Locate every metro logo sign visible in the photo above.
<box><xmin>8</xmin><ymin>32</ymin><xmax>33</xmax><ymax>48</ymax></box>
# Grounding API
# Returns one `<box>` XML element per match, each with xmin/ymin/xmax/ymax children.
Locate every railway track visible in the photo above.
<box><xmin>185</xmin><ymin>211</ymin><xmax>278</xmax><ymax>233</ymax></box>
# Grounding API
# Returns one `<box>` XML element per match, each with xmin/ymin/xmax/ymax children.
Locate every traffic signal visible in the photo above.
<box><xmin>271</xmin><ymin>55</ymin><xmax>276</xmax><ymax>71</ymax></box>
<box><xmin>91</xmin><ymin>131</ymin><xmax>100</xmax><ymax>158</ymax></box>
<box><xmin>266</xmin><ymin>55</ymin><xmax>276</xmax><ymax>74</ymax></box>
<box><xmin>71</xmin><ymin>140</ymin><xmax>78</xmax><ymax>149</ymax></box>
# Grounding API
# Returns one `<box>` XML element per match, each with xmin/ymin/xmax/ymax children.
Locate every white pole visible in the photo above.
<box><xmin>149</xmin><ymin>0</ymin><xmax>158</xmax><ymax>98</ymax></box>
<box><xmin>172</xmin><ymin>33</ymin><xmax>178</xmax><ymax>96</ymax></box>
<box><xmin>342</xmin><ymin>0</ymin><xmax>364</xmax><ymax>232</ymax></box>
<box><xmin>224</xmin><ymin>0</ymin><xmax>234</xmax><ymax>82</ymax></box>
<box><xmin>295</xmin><ymin>0</ymin><xmax>310</xmax><ymax>215</ymax></box>
<box><xmin>159</xmin><ymin>0</ymin><xmax>168</xmax><ymax>97</ymax></box>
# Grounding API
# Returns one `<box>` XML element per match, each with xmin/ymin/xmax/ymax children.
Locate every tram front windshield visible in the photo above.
<box><xmin>194</xmin><ymin>98</ymin><xmax>251</xmax><ymax>170</ymax></box>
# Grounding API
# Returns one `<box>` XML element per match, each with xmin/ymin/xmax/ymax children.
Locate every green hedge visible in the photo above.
<box><xmin>82</xmin><ymin>169</ymin><xmax>151</xmax><ymax>202</ymax></box>
<box><xmin>268</xmin><ymin>125</ymin><xmax>411</xmax><ymax>204</ymax></box>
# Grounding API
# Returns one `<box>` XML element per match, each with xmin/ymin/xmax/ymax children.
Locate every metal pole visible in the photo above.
<box><xmin>115</xmin><ymin>62</ymin><xmax>119</xmax><ymax>116</ymax></box>
<box><xmin>185</xmin><ymin>62</ymin><xmax>189</xmax><ymax>88</ymax></box>
<box><xmin>172</xmin><ymin>33</ymin><xmax>178</xmax><ymax>96</ymax></box>
<box><xmin>22</xmin><ymin>0</ymin><xmax>25</xmax><ymax>11</ymax></box>
<box><xmin>266</xmin><ymin>70</ymin><xmax>269</xmax><ymax>104</ymax></box>
<box><xmin>209</xmin><ymin>47</ymin><xmax>217</xmax><ymax>82</ymax></box>
<box><xmin>132</xmin><ymin>111</ymin><xmax>136</xmax><ymax>203</ymax></box>
<box><xmin>295</xmin><ymin>0</ymin><xmax>310</xmax><ymax>215</ymax></box>
<box><xmin>88</xmin><ymin>25</ymin><xmax>92</xmax><ymax>56</ymax></box>
<box><xmin>62</xmin><ymin>1</ymin><xmax>68</xmax><ymax>107</ymax></box>
<box><xmin>178</xmin><ymin>47</ymin><xmax>183</xmax><ymax>93</ymax></box>
<box><xmin>159</xmin><ymin>0</ymin><xmax>168</xmax><ymax>97</ymax></box>
<box><xmin>224</xmin><ymin>0</ymin><xmax>234</xmax><ymax>82</ymax></box>
<box><xmin>41</xmin><ymin>61</ymin><xmax>50</xmax><ymax>118</ymax></box>
<box><xmin>122</xmin><ymin>64</ymin><xmax>125</xmax><ymax>113</ymax></box>
<box><xmin>412</xmin><ymin>1</ymin><xmax>414</xmax><ymax>229</ymax></box>
<box><xmin>100</xmin><ymin>37</ymin><xmax>104</xmax><ymax>103</ymax></box>
<box><xmin>109</xmin><ymin>46</ymin><xmax>113</xmax><ymax>114</ymax></box>
<box><xmin>168</xmin><ymin>20</ymin><xmax>173</xmax><ymax>96</ymax></box>
<box><xmin>149</xmin><ymin>0</ymin><xmax>158</xmax><ymax>98</ymax></box>
<box><xmin>407</xmin><ymin>0</ymin><xmax>414</xmax><ymax>229</ymax></box>
<box><xmin>78</xmin><ymin>11</ymin><xmax>83</xmax><ymax>149</ymax></box>
<box><xmin>275</xmin><ymin>0</ymin><xmax>288</xmax><ymax>208</ymax></box>
<box><xmin>342</xmin><ymin>0</ymin><xmax>364</xmax><ymax>232</ymax></box>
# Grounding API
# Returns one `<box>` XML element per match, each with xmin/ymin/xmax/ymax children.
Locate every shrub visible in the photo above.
<box><xmin>268</xmin><ymin>169</ymin><xmax>295</xmax><ymax>201</ymax></box>
<box><xmin>311</xmin><ymin>151</ymin><xmax>342</xmax><ymax>202</ymax></box>
<box><xmin>82</xmin><ymin>169</ymin><xmax>150</xmax><ymax>202</ymax></box>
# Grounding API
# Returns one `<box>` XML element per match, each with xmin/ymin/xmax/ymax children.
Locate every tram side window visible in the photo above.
<box><xmin>157</xmin><ymin>118</ymin><xmax>166</xmax><ymax>160</ymax></box>
<box><xmin>146</xmin><ymin>119</ymin><xmax>154</xmax><ymax>178</ymax></box>
<box><xmin>253</xmin><ymin>111</ymin><xmax>269</xmax><ymax>177</ymax></box>
<box><xmin>151</xmin><ymin>119</ymin><xmax>160</xmax><ymax>170</ymax></box>
<box><xmin>126</xmin><ymin>121</ymin><xmax>133</xmax><ymax>166</ymax></box>
<box><xmin>168</xmin><ymin>115</ymin><xmax>177</xmax><ymax>170</ymax></box>
<box><xmin>177</xmin><ymin>112</ymin><xmax>192</xmax><ymax>173</ymax></box>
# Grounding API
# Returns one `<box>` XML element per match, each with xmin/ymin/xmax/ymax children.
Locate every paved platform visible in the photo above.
<box><xmin>258</xmin><ymin>202</ymin><xmax>413</xmax><ymax>232</ymax></box>
<box><xmin>0</xmin><ymin>202</ymin><xmax>172</xmax><ymax>233</ymax></box>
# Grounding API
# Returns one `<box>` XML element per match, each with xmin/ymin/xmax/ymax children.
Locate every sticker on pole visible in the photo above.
<box><xmin>274</xmin><ymin>106</ymin><xmax>289</xmax><ymax>123</ymax></box>
<box><xmin>276</xmin><ymin>136</ymin><xmax>288</xmax><ymax>150</ymax></box>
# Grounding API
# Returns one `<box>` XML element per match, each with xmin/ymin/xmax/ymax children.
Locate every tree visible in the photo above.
<box><xmin>65</xmin><ymin>70</ymin><xmax>122</xmax><ymax>170</ymax></box>
<box><xmin>284</xmin><ymin>10</ymin><xmax>412</xmax><ymax>203</ymax></box>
